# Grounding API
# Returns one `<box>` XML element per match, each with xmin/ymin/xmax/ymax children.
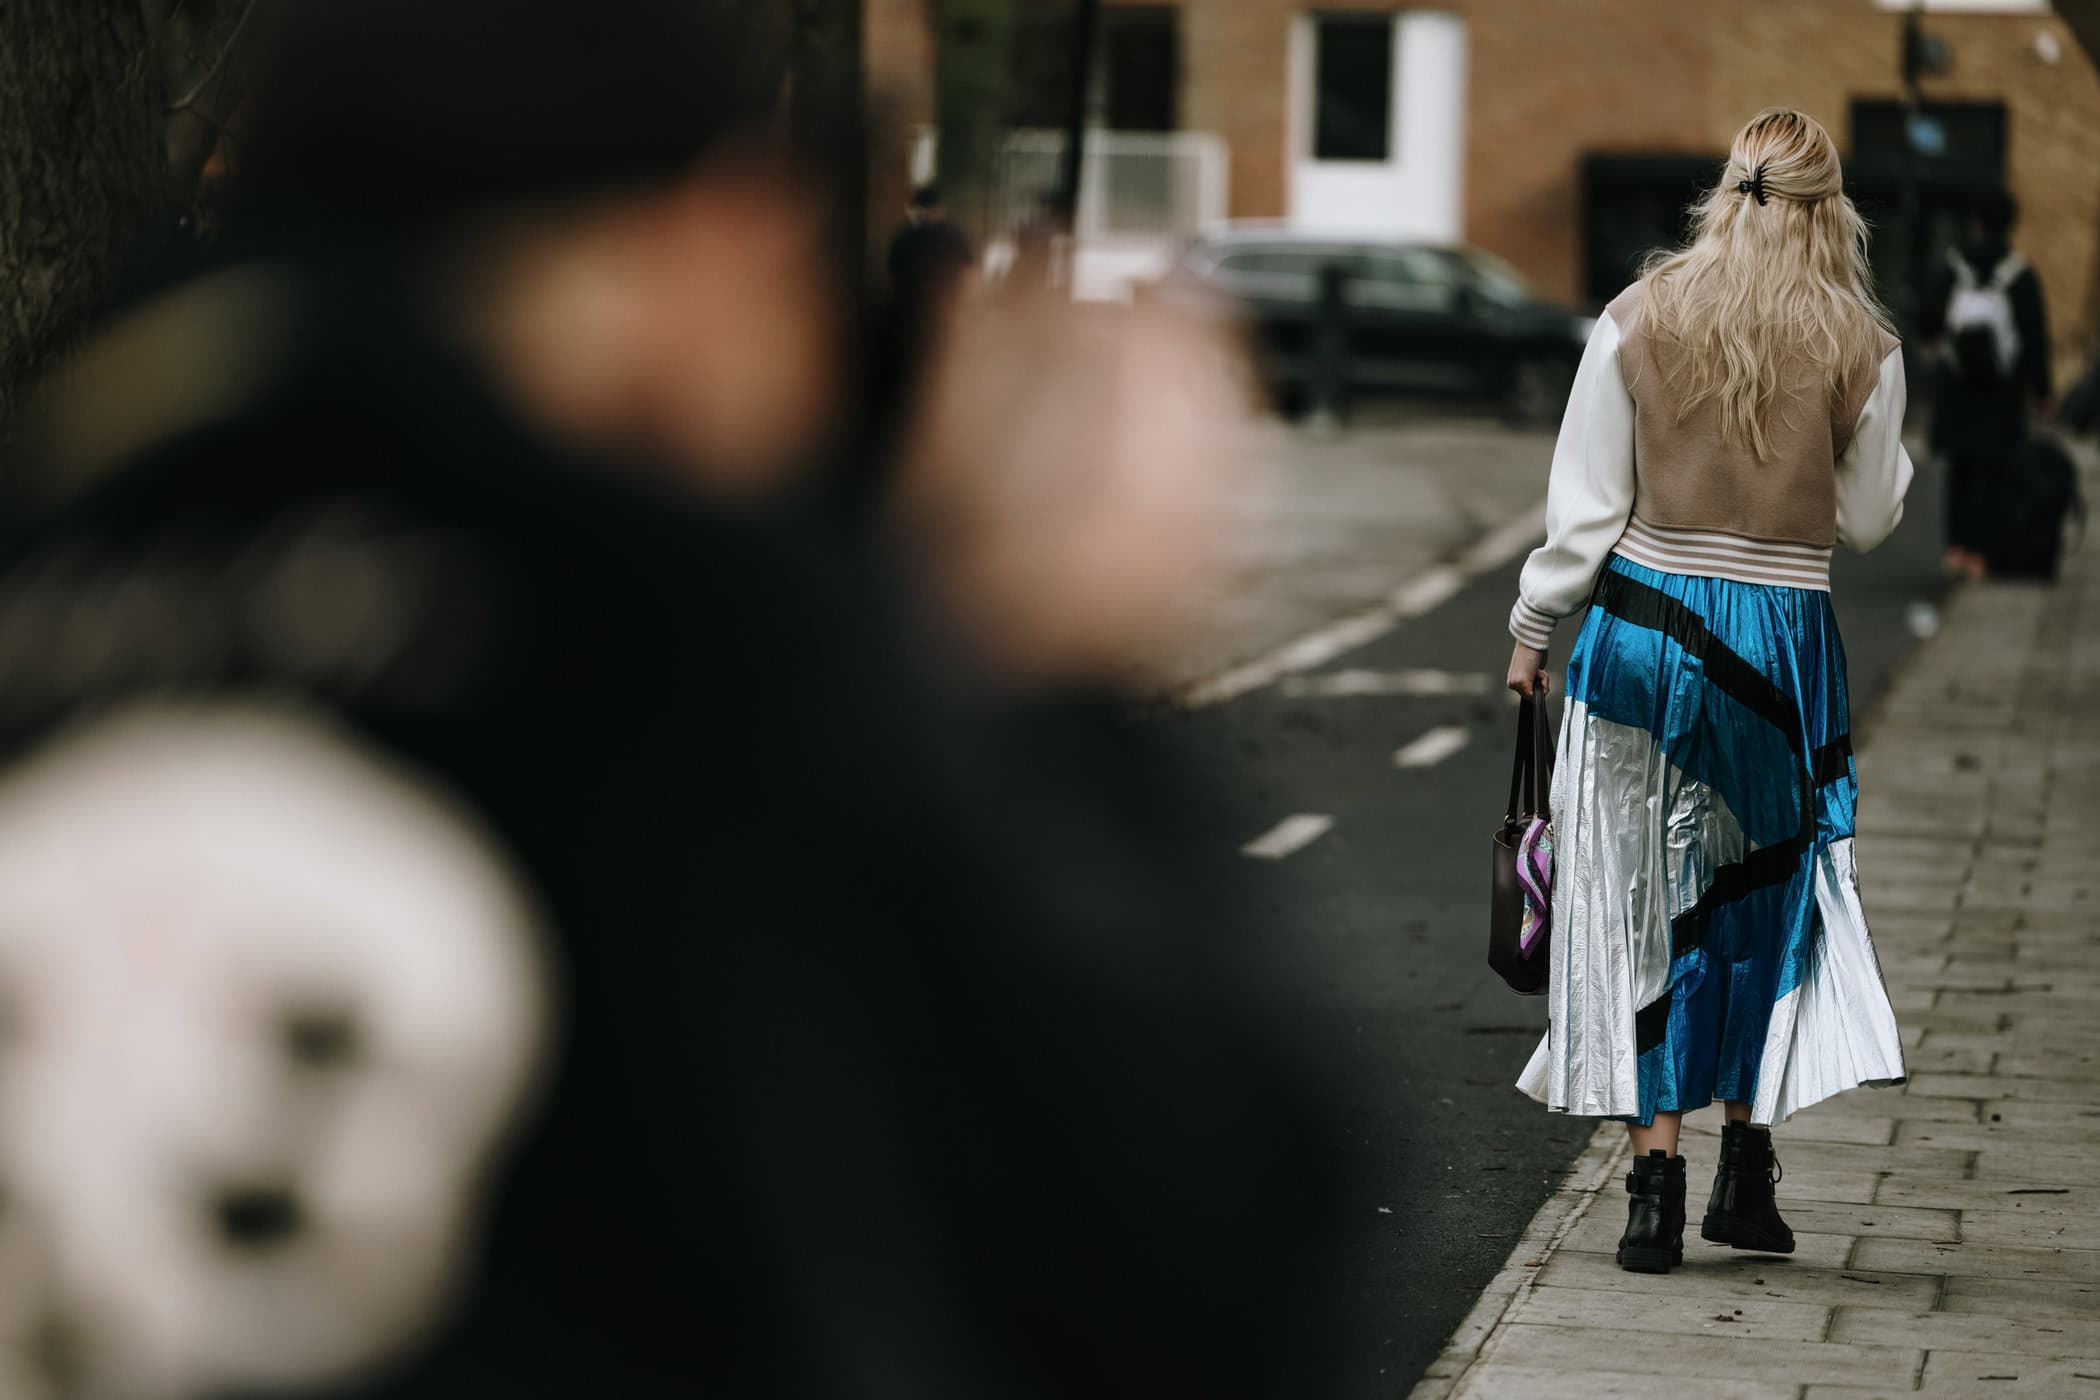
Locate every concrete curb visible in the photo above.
<box><xmin>1404</xmin><ymin>1123</ymin><xmax>1629</xmax><ymax>1400</ymax></box>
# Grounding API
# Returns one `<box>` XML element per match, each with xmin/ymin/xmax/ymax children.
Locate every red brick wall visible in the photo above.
<box><xmin>1462</xmin><ymin>0</ymin><xmax>1713</xmax><ymax>305</ymax></box>
<box><xmin>1133</xmin><ymin>0</ymin><xmax>1715</xmax><ymax>303</ymax></box>
<box><xmin>864</xmin><ymin>0</ymin><xmax>936</xmax><ymax>263</ymax></box>
<box><xmin>866</xmin><ymin>0</ymin><xmax>936</xmax><ymax>127</ymax></box>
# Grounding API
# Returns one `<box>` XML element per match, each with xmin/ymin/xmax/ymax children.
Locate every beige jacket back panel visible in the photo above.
<box><xmin>1607</xmin><ymin>283</ymin><xmax>1899</xmax><ymax>548</ymax></box>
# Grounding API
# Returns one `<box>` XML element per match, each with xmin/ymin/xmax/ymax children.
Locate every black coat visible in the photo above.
<box><xmin>0</xmin><ymin>261</ymin><xmax>1354</xmax><ymax>1399</ymax></box>
<box><xmin>886</xmin><ymin>218</ymin><xmax>974</xmax><ymax>309</ymax></box>
<box><xmin>1919</xmin><ymin>239</ymin><xmax>2052</xmax><ymax>460</ymax></box>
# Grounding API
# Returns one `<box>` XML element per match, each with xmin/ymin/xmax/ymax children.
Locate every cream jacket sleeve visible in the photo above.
<box><xmin>1834</xmin><ymin>346</ymin><xmax>1913</xmax><ymax>553</ymax></box>
<box><xmin>1508</xmin><ymin>311</ymin><xmax>1636</xmax><ymax>649</ymax></box>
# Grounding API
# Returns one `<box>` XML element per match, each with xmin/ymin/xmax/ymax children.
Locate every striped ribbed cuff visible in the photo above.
<box><xmin>1509</xmin><ymin>597</ymin><xmax>1556</xmax><ymax>650</ymax></box>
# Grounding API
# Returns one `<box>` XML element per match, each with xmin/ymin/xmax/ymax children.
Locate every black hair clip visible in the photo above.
<box><xmin>1737</xmin><ymin>168</ymin><xmax>1768</xmax><ymax>206</ymax></box>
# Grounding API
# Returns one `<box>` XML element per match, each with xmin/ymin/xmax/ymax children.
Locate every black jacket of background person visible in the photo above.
<box><xmin>0</xmin><ymin>260</ymin><xmax>1353</xmax><ymax>1398</ymax></box>
<box><xmin>886</xmin><ymin>217</ymin><xmax>975</xmax><ymax>311</ymax></box>
<box><xmin>1920</xmin><ymin>237</ymin><xmax>2053</xmax><ymax>460</ymax></box>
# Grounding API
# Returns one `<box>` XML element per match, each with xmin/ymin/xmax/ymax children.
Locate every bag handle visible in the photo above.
<box><xmin>1505</xmin><ymin>694</ymin><xmax>1534</xmax><ymax>824</ymax></box>
<box><xmin>1530</xmin><ymin>686</ymin><xmax>1554</xmax><ymax>822</ymax></box>
<box><xmin>1505</xmin><ymin>686</ymin><xmax>1555</xmax><ymax>823</ymax></box>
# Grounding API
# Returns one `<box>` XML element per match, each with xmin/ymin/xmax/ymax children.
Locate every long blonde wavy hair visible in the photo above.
<box><xmin>1633</xmin><ymin>109</ymin><xmax>1894</xmax><ymax>459</ymax></box>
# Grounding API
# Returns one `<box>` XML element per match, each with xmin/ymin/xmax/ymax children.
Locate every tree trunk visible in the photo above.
<box><xmin>0</xmin><ymin>0</ymin><xmax>172</xmax><ymax>426</ymax></box>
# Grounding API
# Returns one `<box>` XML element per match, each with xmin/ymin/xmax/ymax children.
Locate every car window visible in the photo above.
<box><xmin>1353</xmin><ymin>248</ymin><xmax>1461</xmax><ymax>312</ymax></box>
<box><xmin>1209</xmin><ymin>247</ymin><xmax>1334</xmax><ymax>303</ymax></box>
<box><xmin>1215</xmin><ymin>251</ymin><xmax>1311</xmax><ymax>276</ymax></box>
<box><xmin>1454</xmin><ymin>249</ymin><xmax>1536</xmax><ymax>308</ymax></box>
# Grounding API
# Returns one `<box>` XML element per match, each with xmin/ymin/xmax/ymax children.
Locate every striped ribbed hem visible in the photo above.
<box><xmin>1509</xmin><ymin>596</ymin><xmax>1556</xmax><ymax>650</ymax></box>
<box><xmin>1614</xmin><ymin>517</ymin><xmax>1832</xmax><ymax>591</ymax></box>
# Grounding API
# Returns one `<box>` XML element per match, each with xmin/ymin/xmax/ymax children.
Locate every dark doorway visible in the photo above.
<box><xmin>1579</xmin><ymin>154</ymin><xmax>1725</xmax><ymax>306</ymax></box>
<box><xmin>1848</xmin><ymin>100</ymin><xmax>2008</xmax><ymax>330</ymax></box>
<box><xmin>1313</xmin><ymin>15</ymin><xmax>1395</xmax><ymax>162</ymax></box>
<box><xmin>1103</xmin><ymin>5</ymin><xmax>1179</xmax><ymax>132</ymax></box>
<box><xmin>1011</xmin><ymin>4</ymin><xmax>1081</xmax><ymax>129</ymax></box>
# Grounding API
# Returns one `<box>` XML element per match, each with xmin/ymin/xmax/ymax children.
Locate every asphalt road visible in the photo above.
<box><xmin>1149</xmin><ymin>449</ymin><xmax>1952</xmax><ymax>1396</ymax></box>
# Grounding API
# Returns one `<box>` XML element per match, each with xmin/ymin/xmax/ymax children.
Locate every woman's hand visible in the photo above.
<box><xmin>1506</xmin><ymin>642</ymin><xmax>1551</xmax><ymax>699</ymax></box>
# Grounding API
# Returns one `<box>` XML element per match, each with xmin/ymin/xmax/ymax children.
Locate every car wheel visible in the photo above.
<box><xmin>1503</xmin><ymin>358</ymin><xmax>1574</xmax><ymax>429</ymax></box>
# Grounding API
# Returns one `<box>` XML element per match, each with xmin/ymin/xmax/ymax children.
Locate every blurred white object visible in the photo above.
<box><xmin>994</xmin><ymin>129</ymin><xmax>1231</xmax><ymax>302</ymax></box>
<box><xmin>1906</xmin><ymin>601</ymin><xmax>1942</xmax><ymax>639</ymax></box>
<box><xmin>0</xmin><ymin>705</ymin><xmax>549</xmax><ymax>1399</ymax></box>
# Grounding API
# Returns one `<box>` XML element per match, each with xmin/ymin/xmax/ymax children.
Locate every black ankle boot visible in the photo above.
<box><xmin>1701</xmin><ymin>1121</ymin><xmax>1796</xmax><ymax>1254</ymax></box>
<box><xmin>1616</xmin><ymin>1149</ymin><xmax>1686</xmax><ymax>1274</ymax></box>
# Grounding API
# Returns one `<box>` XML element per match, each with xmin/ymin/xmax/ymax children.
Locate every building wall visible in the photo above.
<box><xmin>1460</xmin><ymin>0</ymin><xmax>1712</xmax><ymax>305</ymax></box>
<box><xmin>865</xmin><ymin>1</ymin><xmax>2100</xmax><ymax>354</ymax></box>
<box><xmin>866</xmin><ymin>0</ymin><xmax>936</xmax><ymax>130</ymax></box>
<box><xmin>1713</xmin><ymin>3</ymin><xmax>2100</xmax><ymax>366</ymax></box>
<box><xmin>1151</xmin><ymin>0</ymin><xmax>1715</xmax><ymax>301</ymax></box>
<box><xmin>1281</xmin><ymin>9</ymin><xmax>1469</xmax><ymax>240</ymax></box>
<box><xmin>864</xmin><ymin>0</ymin><xmax>936</xmax><ymax>248</ymax></box>
<box><xmin>1178</xmin><ymin>0</ymin><xmax>1389</xmax><ymax>231</ymax></box>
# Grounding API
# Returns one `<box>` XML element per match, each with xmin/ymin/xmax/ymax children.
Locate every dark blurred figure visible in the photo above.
<box><xmin>1920</xmin><ymin>189</ymin><xmax>2053</xmax><ymax>579</ymax></box>
<box><xmin>870</xmin><ymin>185</ymin><xmax>977</xmax><ymax>479</ymax></box>
<box><xmin>887</xmin><ymin>184</ymin><xmax>976</xmax><ymax>314</ymax></box>
<box><xmin>2062</xmin><ymin>351</ymin><xmax>2100</xmax><ymax>437</ymax></box>
<box><xmin>0</xmin><ymin>3</ymin><xmax>1351</xmax><ymax>1399</ymax></box>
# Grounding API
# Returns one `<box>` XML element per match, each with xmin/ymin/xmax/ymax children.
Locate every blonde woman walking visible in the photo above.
<box><xmin>1503</xmin><ymin>110</ymin><xmax>1909</xmax><ymax>1275</ymax></box>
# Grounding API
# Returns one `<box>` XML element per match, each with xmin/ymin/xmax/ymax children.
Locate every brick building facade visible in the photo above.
<box><xmin>867</xmin><ymin>2</ymin><xmax>2100</xmax><ymax>359</ymax></box>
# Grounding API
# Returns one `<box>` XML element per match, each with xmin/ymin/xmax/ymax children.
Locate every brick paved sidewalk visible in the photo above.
<box><xmin>1412</xmin><ymin>486</ymin><xmax>2100</xmax><ymax>1398</ymax></box>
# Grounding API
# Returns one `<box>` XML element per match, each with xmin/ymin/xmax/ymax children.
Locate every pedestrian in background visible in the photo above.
<box><xmin>886</xmin><ymin>183</ymin><xmax>976</xmax><ymax>324</ymax></box>
<box><xmin>1503</xmin><ymin>109</ymin><xmax>1910</xmax><ymax>1275</ymax></box>
<box><xmin>1920</xmin><ymin>189</ymin><xmax>2053</xmax><ymax>579</ymax></box>
<box><xmin>867</xmin><ymin>183</ymin><xmax>977</xmax><ymax>487</ymax></box>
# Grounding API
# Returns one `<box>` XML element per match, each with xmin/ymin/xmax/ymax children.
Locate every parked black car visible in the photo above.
<box><xmin>1159</xmin><ymin>228</ymin><xmax>1595</xmax><ymax>426</ymax></box>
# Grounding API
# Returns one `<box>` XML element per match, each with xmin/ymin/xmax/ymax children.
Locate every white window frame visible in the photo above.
<box><xmin>1350</xmin><ymin>248</ymin><xmax>1461</xmax><ymax>313</ymax></box>
<box><xmin>1284</xmin><ymin>10</ymin><xmax>1467</xmax><ymax>243</ymax></box>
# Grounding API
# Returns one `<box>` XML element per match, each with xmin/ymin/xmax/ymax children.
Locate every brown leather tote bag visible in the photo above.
<box><xmin>1488</xmin><ymin>690</ymin><xmax>1554</xmax><ymax>995</ymax></box>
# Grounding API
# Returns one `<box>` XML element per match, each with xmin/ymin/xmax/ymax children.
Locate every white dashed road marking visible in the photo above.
<box><xmin>1387</xmin><ymin>566</ymin><xmax>1463</xmax><ymax>618</ymax></box>
<box><xmin>1173</xmin><ymin>497</ymin><xmax>1548</xmax><ymax>710</ymax></box>
<box><xmin>1279</xmin><ymin>669</ymin><xmax>1498</xmax><ymax>700</ymax></box>
<box><xmin>1392</xmin><ymin>726</ymin><xmax>1472</xmax><ymax>769</ymax></box>
<box><xmin>1240</xmin><ymin>814</ymin><xmax>1336</xmax><ymax>861</ymax></box>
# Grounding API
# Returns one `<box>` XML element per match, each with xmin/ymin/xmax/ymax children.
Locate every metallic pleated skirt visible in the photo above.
<box><xmin>1515</xmin><ymin>555</ymin><xmax>1908</xmax><ymax>1126</ymax></box>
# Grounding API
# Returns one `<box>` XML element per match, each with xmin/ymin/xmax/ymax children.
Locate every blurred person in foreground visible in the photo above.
<box><xmin>1919</xmin><ymin>189</ymin><xmax>2053</xmax><ymax>579</ymax></box>
<box><xmin>0</xmin><ymin>3</ymin><xmax>1352</xmax><ymax>1398</ymax></box>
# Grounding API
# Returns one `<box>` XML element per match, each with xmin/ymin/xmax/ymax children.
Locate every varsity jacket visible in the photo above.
<box><xmin>1508</xmin><ymin>282</ymin><xmax>1912</xmax><ymax>649</ymax></box>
